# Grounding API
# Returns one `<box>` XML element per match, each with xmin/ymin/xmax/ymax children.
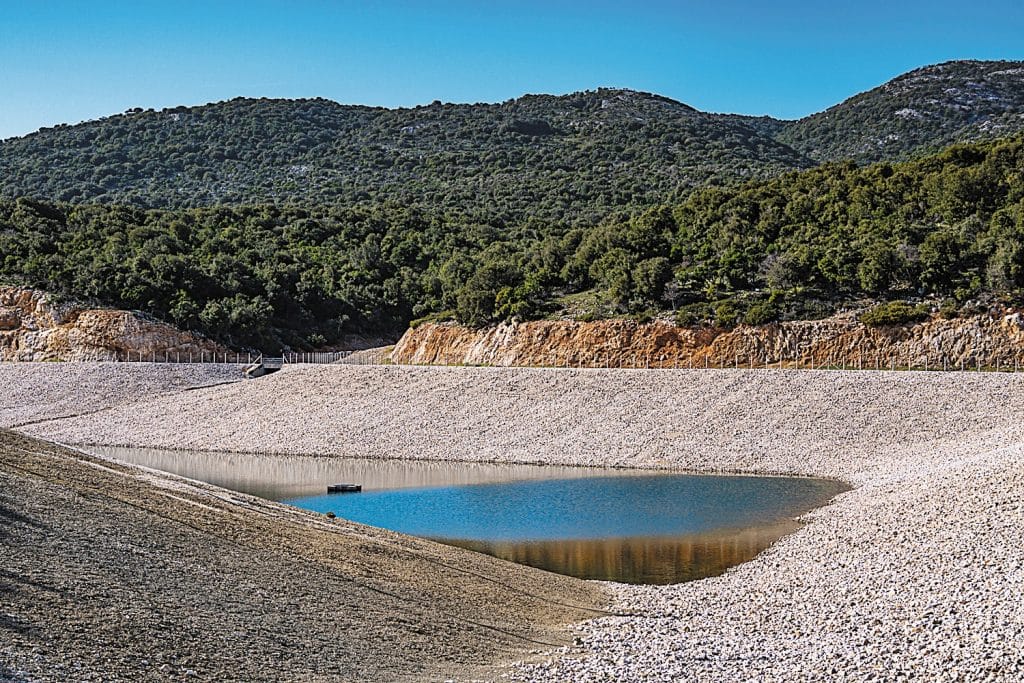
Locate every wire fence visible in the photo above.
<box><xmin>51</xmin><ymin>350</ymin><xmax>365</xmax><ymax>364</ymax></box>
<box><xmin>391</xmin><ymin>352</ymin><xmax>1024</xmax><ymax>373</ymax></box>
<box><xmin>6</xmin><ymin>349</ymin><xmax>1023</xmax><ymax>372</ymax></box>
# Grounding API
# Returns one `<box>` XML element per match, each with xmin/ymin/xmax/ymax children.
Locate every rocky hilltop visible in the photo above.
<box><xmin>3</xmin><ymin>60</ymin><xmax>1022</xmax><ymax>217</ymax></box>
<box><xmin>392</xmin><ymin>311</ymin><xmax>1024</xmax><ymax>369</ymax></box>
<box><xmin>0</xmin><ymin>287</ymin><xmax>225</xmax><ymax>361</ymax></box>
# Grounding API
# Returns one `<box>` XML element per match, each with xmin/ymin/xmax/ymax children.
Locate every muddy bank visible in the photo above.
<box><xmin>0</xmin><ymin>430</ymin><xmax>607</xmax><ymax>682</ymax></box>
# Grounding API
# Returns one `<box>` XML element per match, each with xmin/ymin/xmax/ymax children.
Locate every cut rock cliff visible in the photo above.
<box><xmin>392</xmin><ymin>313</ymin><xmax>1024</xmax><ymax>369</ymax></box>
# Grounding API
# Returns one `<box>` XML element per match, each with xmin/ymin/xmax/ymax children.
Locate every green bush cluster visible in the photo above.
<box><xmin>859</xmin><ymin>301</ymin><xmax>931</xmax><ymax>326</ymax></box>
<box><xmin>2</xmin><ymin>133</ymin><xmax>1024</xmax><ymax>348</ymax></box>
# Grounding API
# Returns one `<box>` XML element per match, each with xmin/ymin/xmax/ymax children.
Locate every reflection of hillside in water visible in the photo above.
<box><xmin>84</xmin><ymin>446</ymin><xmax>636</xmax><ymax>500</ymax></box>
<box><xmin>443</xmin><ymin>520</ymin><xmax>801</xmax><ymax>584</ymax></box>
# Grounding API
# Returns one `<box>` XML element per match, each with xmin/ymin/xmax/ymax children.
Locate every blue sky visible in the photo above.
<box><xmin>2</xmin><ymin>0</ymin><xmax>1023</xmax><ymax>140</ymax></box>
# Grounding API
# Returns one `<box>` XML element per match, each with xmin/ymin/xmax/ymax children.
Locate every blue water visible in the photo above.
<box><xmin>289</xmin><ymin>473</ymin><xmax>842</xmax><ymax>543</ymax></box>
<box><xmin>85</xmin><ymin>446</ymin><xmax>845</xmax><ymax>584</ymax></box>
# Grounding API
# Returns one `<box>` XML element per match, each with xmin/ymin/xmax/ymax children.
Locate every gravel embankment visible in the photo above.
<box><xmin>0</xmin><ymin>362</ymin><xmax>242</xmax><ymax>428</ymax></box>
<box><xmin>8</xmin><ymin>364</ymin><xmax>1024</xmax><ymax>680</ymax></box>
<box><xmin>0</xmin><ymin>429</ymin><xmax>606</xmax><ymax>682</ymax></box>
<box><xmin>22</xmin><ymin>365</ymin><xmax>1024</xmax><ymax>481</ymax></box>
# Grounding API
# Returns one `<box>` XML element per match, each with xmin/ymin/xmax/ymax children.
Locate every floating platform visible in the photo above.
<box><xmin>327</xmin><ymin>483</ymin><xmax>362</xmax><ymax>494</ymax></box>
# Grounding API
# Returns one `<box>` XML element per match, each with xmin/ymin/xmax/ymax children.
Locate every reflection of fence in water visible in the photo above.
<box><xmin>84</xmin><ymin>445</ymin><xmax>635</xmax><ymax>500</ymax></box>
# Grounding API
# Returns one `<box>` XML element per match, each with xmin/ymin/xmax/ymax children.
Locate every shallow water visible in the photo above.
<box><xmin>87</xmin><ymin>446</ymin><xmax>845</xmax><ymax>584</ymax></box>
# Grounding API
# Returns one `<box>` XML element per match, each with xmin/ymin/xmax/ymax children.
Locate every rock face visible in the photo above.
<box><xmin>392</xmin><ymin>312</ymin><xmax>1024</xmax><ymax>369</ymax></box>
<box><xmin>0</xmin><ymin>287</ymin><xmax>226</xmax><ymax>361</ymax></box>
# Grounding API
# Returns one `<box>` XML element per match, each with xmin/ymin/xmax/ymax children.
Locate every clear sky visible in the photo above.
<box><xmin>2</xmin><ymin>0</ymin><xmax>1023</xmax><ymax>140</ymax></box>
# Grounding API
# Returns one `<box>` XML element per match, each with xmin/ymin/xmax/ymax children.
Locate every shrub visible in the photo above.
<box><xmin>859</xmin><ymin>301</ymin><xmax>930</xmax><ymax>327</ymax></box>
<box><xmin>743</xmin><ymin>301</ymin><xmax>779</xmax><ymax>326</ymax></box>
<box><xmin>409</xmin><ymin>310</ymin><xmax>455</xmax><ymax>329</ymax></box>
<box><xmin>938</xmin><ymin>299</ymin><xmax>959</xmax><ymax>320</ymax></box>
<box><xmin>714</xmin><ymin>300</ymin><xmax>740</xmax><ymax>328</ymax></box>
<box><xmin>674</xmin><ymin>303</ymin><xmax>711</xmax><ymax>327</ymax></box>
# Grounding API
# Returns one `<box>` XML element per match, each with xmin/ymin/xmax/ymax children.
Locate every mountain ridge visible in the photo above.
<box><xmin>2</xmin><ymin>60</ymin><xmax>1022</xmax><ymax>220</ymax></box>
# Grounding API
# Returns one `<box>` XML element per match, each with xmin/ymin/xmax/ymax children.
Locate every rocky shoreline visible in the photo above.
<box><xmin>3</xmin><ymin>363</ymin><xmax>1023</xmax><ymax>680</ymax></box>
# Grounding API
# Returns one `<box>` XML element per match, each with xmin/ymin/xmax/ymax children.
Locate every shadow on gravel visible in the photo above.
<box><xmin>0</xmin><ymin>613</ymin><xmax>34</xmax><ymax>636</ymax></box>
<box><xmin>0</xmin><ymin>569</ymin><xmax>62</xmax><ymax>596</ymax></box>
<box><xmin>0</xmin><ymin>664</ymin><xmax>30</xmax><ymax>683</ymax></box>
<box><xmin>0</xmin><ymin>500</ymin><xmax>43</xmax><ymax>541</ymax></box>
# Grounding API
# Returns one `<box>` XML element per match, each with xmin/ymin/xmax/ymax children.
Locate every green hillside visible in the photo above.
<box><xmin>0</xmin><ymin>90</ymin><xmax>809</xmax><ymax>223</ymax></box>
<box><xmin>2</xmin><ymin>135</ymin><xmax>1022</xmax><ymax>348</ymax></box>
<box><xmin>778</xmin><ymin>60</ymin><xmax>1024</xmax><ymax>163</ymax></box>
<box><xmin>3</xmin><ymin>60</ymin><xmax>1023</xmax><ymax>224</ymax></box>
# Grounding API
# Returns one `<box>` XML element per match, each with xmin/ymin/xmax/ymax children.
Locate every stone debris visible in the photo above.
<box><xmin>5</xmin><ymin>363</ymin><xmax>1024</xmax><ymax>681</ymax></box>
<box><xmin>392</xmin><ymin>314</ymin><xmax>1024</xmax><ymax>370</ymax></box>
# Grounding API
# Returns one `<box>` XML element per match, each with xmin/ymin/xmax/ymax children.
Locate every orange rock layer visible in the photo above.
<box><xmin>392</xmin><ymin>313</ymin><xmax>1024</xmax><ymax>370</ymax></box>
<box><xmin>0</xmin><ymin>287</ymin><xmax>227</xmax><ymax>361</ymax></box>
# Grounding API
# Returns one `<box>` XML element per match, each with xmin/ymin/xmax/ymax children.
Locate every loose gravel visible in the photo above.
<box><xmin>7</xmin><ymin>363</ymin><xmax>1024</xmax><ymax>680</ymax></box>
<box><xmin>0</xmin><ymin>430</ymin><xmax>606</xmax><ymax>682</ymax></box>
<box><xmin>0</xmin><ymin>362</ymin><xmax>242</xmax><ymax>428</ymax></box>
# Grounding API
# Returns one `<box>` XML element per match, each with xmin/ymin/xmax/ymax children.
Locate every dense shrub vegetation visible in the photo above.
<box><xmin>778</xmin><ymin>60</ymin><xmax>1024</xmax><ymax>163</ymax></box>
<box><xmin>0</xmin><ymin>89</ymin><xmax>809</xmax><ymax>224</ymax></box>
<box><xmin>859</xmin><ymin>302</ymin><xmax>931</xmax><ymax>327</ymax></box>
<box><xmin>2</xmin><ymin>134</ymin><xmax>1023</xmax><ymax>349</ymax></box>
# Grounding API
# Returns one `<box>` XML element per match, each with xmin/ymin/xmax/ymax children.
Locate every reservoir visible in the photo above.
<box><xmin>87</xmin><ymin>446</ymin><xmax>847</xmax><ymax>584</ymax></box>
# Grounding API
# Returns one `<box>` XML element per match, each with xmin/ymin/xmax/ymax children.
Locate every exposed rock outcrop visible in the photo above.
<box><xmin>392</xmin><ymin>312</ymin><xmax>1024</xmax><ymax>369</ymax></box>
<box><xmin>0</xmin><ymin>287</ymin><xmax>227</xmax><ymax>361</ymax></box>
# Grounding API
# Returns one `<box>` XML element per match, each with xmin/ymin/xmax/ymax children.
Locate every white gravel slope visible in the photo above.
<box><xmin>0</xmin><ymin>362</ymin><xmax>242</xmax><ymax>428</ymax></box>
<box><xmin>8</xmin><ymin>363</ymin><xmax>1024</xmax><ymax>681</ymax></box>
<box><xmin>512</xmin><ymin>448</ymin><xmax>1024</xmax><ymax>681</ymax></box>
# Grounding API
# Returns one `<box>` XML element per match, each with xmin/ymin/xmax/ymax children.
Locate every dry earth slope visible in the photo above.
<box><xmin>11</xmin><ymin>364</ymin><xmax>1024</xmax><ymax>680</ymax></box>
<box><xmin>0</xmin><ymin>430</ymin><xmax>607</xmax><ymax>682</ymax></box>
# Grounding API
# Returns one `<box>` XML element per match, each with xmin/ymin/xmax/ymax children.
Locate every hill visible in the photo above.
<box><xmin>3</xmin><ymin>60</ymin><xmax>1024</xmax><ymax>221</ymax></box>
<box><xmin>2</xmin><ymin>134</ymin><xmax>1023</xmax><ymax>348</ymax></box>
<box><xmin>0</xmin><ymin>89</ymin><xmax>810</xmax><ymax>223</ymax></box>
<box><xmin>777</xmin><ymin>60</ymin><xmax>1024</xmax><ymax>163</ymax></box>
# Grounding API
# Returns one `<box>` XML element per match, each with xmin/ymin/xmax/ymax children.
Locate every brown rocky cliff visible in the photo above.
<box><xmin>392</xmin><ymin>313</ymin><xmax>1024</xmax><ymax>369</ymax></box>
<box><xmin>0</xmin><ymin>287</ymin><xmax>227</xmax><ymax>361</ymax></box>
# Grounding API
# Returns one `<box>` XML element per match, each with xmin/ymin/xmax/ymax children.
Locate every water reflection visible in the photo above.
<box><xmin>85</xmin><ymin>445</ymin><xmax>635</xmax><ymax>500</ymax></box>
<box><xmin>443</xmin><ymin>520</ymin><xmax>801</xmax><ymax>584</ymax></box>
<box><xmin>85</xmin><ymin>445</ymin><xmax>846</xmax><ymax>584</ymax></box>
